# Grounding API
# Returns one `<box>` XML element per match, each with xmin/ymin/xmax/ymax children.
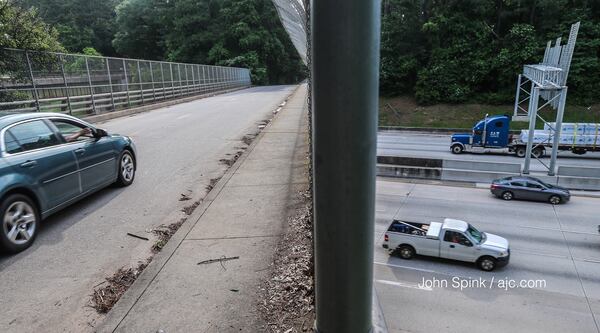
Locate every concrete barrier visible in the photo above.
<box><xmin>441</xmin><ymin>169</ymin><xmax>518</xmax><ymax>183</ymax></box>
<box><xmin>377</xmin><ymin>164</ymin><xmax>441</xmax><ymax>180</ymax></box>
<box><xmin>377</xmin><ymin>156</ymin><xmax>442</xmax><ymax>168</ymax></box>
<box><xmin>443</xmin><ymin>159</ymin><xmax>521</xmax><ymax>173</ymax></box>
<box><xmin>557</xmin><ymin>166</ymin><xmax>600</xmax><ymax>178</ymax></box>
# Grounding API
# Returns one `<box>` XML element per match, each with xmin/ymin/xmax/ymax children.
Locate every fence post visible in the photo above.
<box><xmin>106</xmin><ymin>58</ymin><xmax>116</xmax><ymax>110</ymax></box>
<box><xmin>58</xmin><ymin>54</ymin><xmax>73</xmax><ymax>115</ymax></box>
<box><xmin>169</xmin><ymin>63</ymin><xmax>175</xmax><ymax>97</ymax></box>
<box><xmin>184</xmin><ymin>64</ymin><xmax>189</xmax><ymax>95</ymax></box>
<box><xmin>24</xmin><ymin>51</ymin><xmax>41</xmax><ymax>112</ymax></box>
<box><xmin>201</xmin><ymin>66</ymin><xmax>206</xmax><ymax>93</ymax></box>
<box><xmin>149</xmin><ymin>62</ymin><xmax>157</xmax><ymax>101</ymax></box>
<box><xmin>122</xmin><ymin>59</ymin><xmax>131</xmax><ymax>106</ymax></box>
<box><xmin>191</xmin><ymin>65</ymin><xmax>196</xmax><ymax>93</ymax></box>
<box><xmin>177</xmin><ymin>64</ymin><xmax>183</xmax><ymax>96</ymax></box>
<box><xmin>84</xmin><ymin>56</ymin><xmax>97</xmax><ymax>114</ymax></box>
<box><xmin>136</xmin><ymin>60</ymin><xmax>145</xmax><ymax>104</ymax></box>
<box><xmin>160</xmin><ymin>63</ymin><xmax>166</xmax><ymax>99</ymax></box>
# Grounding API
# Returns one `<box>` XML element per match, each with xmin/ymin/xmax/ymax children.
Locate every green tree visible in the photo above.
<box><xmin>17</xmin><ymin>0</ymin><xmax>121</xmax><ymax>55</ymax></box>
<box><xmin>0</xmin><ymin>0</ymin><xmax>63</xmax><ymax>51</ymax></box>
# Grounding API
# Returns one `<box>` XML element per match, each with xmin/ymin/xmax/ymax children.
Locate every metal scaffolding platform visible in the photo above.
<box><xmin>512</xmin><ymin>22</ymin><xmax>580</xmax><ymax>176</ymax></box>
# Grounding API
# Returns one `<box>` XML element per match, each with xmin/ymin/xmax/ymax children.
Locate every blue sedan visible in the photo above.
<box><xmin>0</xmin><ymin>113</ymin><xmax>137</xmax><ymax>253</ymax></box>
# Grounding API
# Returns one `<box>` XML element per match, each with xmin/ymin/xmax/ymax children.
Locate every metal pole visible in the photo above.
<box><xmin>523</xmin><ymin>87</ymin><xmax>540</xmax><ymax>174</ymax></box>
<box><xmin>149</xmin><ymin>62</ymin><xmax>157</xmax><ymax>101</ymax></box>
<box><xmin>201</xmin><ymin>66</ymin><xmax>206</xmax><ymax>93</ymax></box>
<box><xmin>191</xmin><ymin>65</ymin><xmax>196</xmax><ymax>93</ymax></box>
<box><xmin>122</xmin><ymin>59</ymin><xmax>131</xmax><ymax>106</ymax></box>
<box><xmin>106</xmin><ymin>58</ymin><xmax>116</xmax><ymax>110</ymax></box>
<box><xmin>58</xmin><ymin>54</ymin><xmax>73</xmax><ymax>115</ymax></box>
<box><xmin>312</xmin><ymin>0</ymin><xmax>380</xmax><ymax>330</ymax></box>
<box><xmin>84</xmin><ymin>56</ymin><xmax>97</xmax><ymax>114</ymax></box>
<box><xmin>137</xmin><ymin>60</ymin><xmax>145</xmax><ymax>104</ymax></box>
<box><xmin>513</xmin><ymin>74</ymin><xmax>522</xmax><ymax>118</ymax></box>
<box><xmin>170</xmin><ymin>63</ymin><xmax>175</xmax><ymax>97</ymax></box>
<box><xmin>160</xmin><ymin>63</ymin><xmax>166</xmax><ymax>99</ymax></box>
<box><xmin>25</xmin><ymin>51</ymin><xmax>41</xmax><ymax>112</ymax></box>
<box><xmin>177</xmin><ymin>64</ymin><xmax>183</xmax><ymax>96</ymax></box>
<box><xmin>548</xmin><ymin>87</ymin><xmax>567</xmax><ymax>176</ymax></box>
<box><xmin>184</xmin><ymin>64</ymin><xmax>189</xmax><ymax>95</ymax></box>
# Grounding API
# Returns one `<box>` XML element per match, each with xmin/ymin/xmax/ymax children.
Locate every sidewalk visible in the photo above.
<box><xmin>98</xmin><ymin>84</ymin><xmax>309</xmax><ymax>332</ymax></box>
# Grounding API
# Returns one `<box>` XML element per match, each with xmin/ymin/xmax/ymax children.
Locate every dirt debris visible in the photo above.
<box><xmin>151</xmin><ymin>218</ymin><xmax>186</xmax><ymax>253</ymax></box>
<box><xmin>206</xmin><ymin>177</ymin><xmax>222</xmax><ymax>192</ymax></box>
<box><xmin>242</xmin><ymin>134</ymin><xmax>256</xmax><ymax>146</ymax></box>
<box><xmin>260</xmin><ymin>189</ymin><xmax>314</xmax><ymax>332</ymax></box>
<box><xmin>182</xmin><ymin>200</ymin><xmax>201</xmax><ymax>215</ymax></box>
<box><xmin>91</xmin><ymin>260</ymin><xmax>149</xmax><ymax>313</ymax></box>
<box><xmin>219</xmin><ymin>150</ymin><xmax>243</xmax><ymax>166</ymax></box>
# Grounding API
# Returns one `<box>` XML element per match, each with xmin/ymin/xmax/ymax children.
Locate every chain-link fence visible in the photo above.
<box><xmin>0</xmin><ymin>48</ymin><xmax>252</xmax><ymax>116</ymax></box>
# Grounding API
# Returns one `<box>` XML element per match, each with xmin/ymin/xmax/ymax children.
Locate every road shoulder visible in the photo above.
<box><xmin>97</xmin><ymin>84</ymin><xmax>308</xmax><ymax>332</ymax></box>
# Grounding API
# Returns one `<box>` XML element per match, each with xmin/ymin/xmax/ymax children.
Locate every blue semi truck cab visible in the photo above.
<box><xmin>450</xmin><ymin>115</ymin><xmax>535</xmax><ymax>158</ymax></box>
<box><xmin>451</xmin><ymin>114</ymin><xmax>600</xmax><ymax>157</ymax></box>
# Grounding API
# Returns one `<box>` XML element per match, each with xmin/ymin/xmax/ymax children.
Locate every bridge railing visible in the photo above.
<box><xmin>0</xmin><ymin>48</ymin><xmax>252</xmax><ymax>116</ymax></box>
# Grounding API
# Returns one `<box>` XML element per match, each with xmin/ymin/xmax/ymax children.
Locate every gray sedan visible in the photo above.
<box><xmin>490</xmin><ymin>176</ymin><xmax>570</xmax><ymax>204</ymax></box>
<box><xmin>0</xmin><ymin>113</ymin><xmax>137</xmax><ymax>253</ymax></box>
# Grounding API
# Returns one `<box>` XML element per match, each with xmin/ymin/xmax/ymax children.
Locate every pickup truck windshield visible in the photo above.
<box><xmin>467</xmin><ymin>224</ymin><xmax>484</xmax><ymax>244</ymax></box>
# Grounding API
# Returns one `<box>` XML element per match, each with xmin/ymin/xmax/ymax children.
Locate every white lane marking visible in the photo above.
<box><xmin>176</xmin><ymin>114</ymin><xmax>190</xmax><ymax>120</ymax></box>
<box><xmin>376</xmin><ymin>279</ymin><xmax>432</xmax><ymax>291</ymax></box>
<box><xmin>374</xmin><ymin>261</ymin><xmax>436</xmax><ymax>274</ymax></box>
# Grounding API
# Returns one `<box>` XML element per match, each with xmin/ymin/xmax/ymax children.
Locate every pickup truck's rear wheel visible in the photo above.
<box><xmin>501</xmin><ymin>191</ymin><xmax>514</xmax><ymax>201</ymax></box>
<box><xmin>397</xmin><ymin>245</ymin><xmax>415</xmax><ymax>260</ymax></box>
<box><xmin>478</xmin><ymin>256</ymin><xmax>497</xmax><ymax>271</ymax></box>
<box><xmin>451</xmin><ymin>144</ymin><xmax>464</xmax><ymax>154</ymax></box>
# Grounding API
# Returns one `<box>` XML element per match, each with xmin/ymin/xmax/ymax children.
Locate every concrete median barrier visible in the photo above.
<box><xmin>443</xmin><ymin>159</ymin><xmax>521</xmax><ymax>173</ymax></box>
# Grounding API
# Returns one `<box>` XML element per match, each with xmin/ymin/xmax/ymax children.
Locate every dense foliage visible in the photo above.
<box><xmin>17</xmin><ymin>0</ymin><xmax>120</xmax><ymax>55</ymax></box>
<box><xmin>0</xmin><ymin>0</ymin><xmax>63</xmax><ymax>51</ymax></box>
<box><xmin>113</xmin><ymin>0</ymin><xmax>304</xmax><ymax>84</ymax></box>
<box><xmin>380</xmin><ymin>0</ymin><xmax>600</xmax><ymax>105</ymax></box>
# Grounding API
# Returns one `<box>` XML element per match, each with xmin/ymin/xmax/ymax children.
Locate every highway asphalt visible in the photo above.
<box><xmin>375</xmin><ymin>178</ymin><xmax>600</xmax><ymax>333</ymax></box>
<box><xmin>378</xmin><ymin>131</ymin><xmax>600</xmax><ymax>173</ymax></box>
<box><xmin>0</xmin><ymin>85</ymin><xmax>296</xmax><ymax>332</ymax></box>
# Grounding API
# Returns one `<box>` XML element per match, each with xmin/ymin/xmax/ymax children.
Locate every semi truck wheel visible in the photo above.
<box><xmin>515</xmin><ymin>146</ymin><xmax>526</xmax><ymax>158</ymax></box>
<box><xmin>532</xmin><ymin>147</ymin><xmax>544</xmax><ymax>158</ymax></box>
<box><xmin>451</xmin><ymin>144</ymin><xmax>464</xmax><ymax>154</ymax></box>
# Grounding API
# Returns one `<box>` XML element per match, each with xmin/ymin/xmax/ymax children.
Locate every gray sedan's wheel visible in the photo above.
<box><xmin>116</xmin><ymin>151</ymin><xmax>135</xmax><ymax>187</ymax></box>
<box><xmin>451</xmin><ymin>145</ymin><xmax>464</xmax><ymax>154</ymax></box>
<box><xmin>501</xmin><ymin>191</ymin><xmax>514</xmax><ymax>201</ymax></box>
<box><xmin>549</xmin><ymin>195</ymin><xmax>561</xmax><ymax>205</ymax></box>
<box><xmin>478</xmin><ymin>256</ymin><xmax>496</xmax><ymax>271</ymax></box>
<box><xmin>398</xmin><ymin>245</ymin><xmax>415</xmax><ymax>260</ymax></box>
<box><xmin>0</xmin><ymin>194</ymin><xmax>38</xmax><ymax>253</ymax></box>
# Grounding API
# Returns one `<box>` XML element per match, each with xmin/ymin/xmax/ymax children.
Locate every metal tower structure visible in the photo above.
<box><xmin>512</xmin><ymin>22</ymin><xmax>580</xmax><ymax>175</ymax></box>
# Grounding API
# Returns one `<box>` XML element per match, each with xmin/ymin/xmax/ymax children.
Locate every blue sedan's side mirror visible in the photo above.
<box><xmin>94</xmin><ymin>128</ymin><xmax>108</xmax><ymax>139</ymax></box>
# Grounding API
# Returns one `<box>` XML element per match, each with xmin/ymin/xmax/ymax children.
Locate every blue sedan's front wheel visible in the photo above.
<box><xmin>116</xmin><ymin>150</ymin><xmax>136</xmax><ymax>187</ymax></box>
<box><xmin>0</xmin><ymin>194</ymin><xmax>39</xmax><ymax>253</ymax></box>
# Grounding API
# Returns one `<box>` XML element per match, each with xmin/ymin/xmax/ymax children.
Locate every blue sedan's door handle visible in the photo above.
<box><xmin>74</xmin><ymin>148</ymin><xmax>86</xmax><ymax>155</ymax></box>
<box><xmin>20</xmin><ymin>160</ymin><xmax>37</xmax><ymax>168</ymax></box>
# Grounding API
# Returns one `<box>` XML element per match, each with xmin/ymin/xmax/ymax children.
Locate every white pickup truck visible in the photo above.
<box><xmin>383</xmin><ymin>218</ymin><xmax>510</xmax><ymax>271</ymax></box>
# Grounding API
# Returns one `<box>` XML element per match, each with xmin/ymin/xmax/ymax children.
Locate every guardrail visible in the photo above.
<box><xmin>0</xmin><ymin>48</ymin><xmax>251</xmax><ymax>116</ymax></box>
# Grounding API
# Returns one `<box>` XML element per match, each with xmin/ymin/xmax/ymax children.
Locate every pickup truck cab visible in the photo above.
<box><xmin>383</xmin><ymin>218</ymin><xmax>510</xmax><ymax>271</ymax></box>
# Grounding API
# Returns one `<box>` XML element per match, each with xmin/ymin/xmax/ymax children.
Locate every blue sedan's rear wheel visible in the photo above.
<box><xmin>0</xmin><ymin>194</ymin><xmax>39</xmax><ymax>253</ymax></box>
<box><xmin>116</xmin><ymin>151</ymin><xmax>136</xmax><ymax>187</ymax></box>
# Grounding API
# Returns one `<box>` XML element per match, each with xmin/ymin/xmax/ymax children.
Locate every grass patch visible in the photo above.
<box><xmin>380</xmin><ymin>96</ymin><xmax>600</xmax><ymax>130</ymax></box>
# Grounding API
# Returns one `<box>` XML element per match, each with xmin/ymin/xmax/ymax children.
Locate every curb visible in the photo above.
<box><xmin>84</xmin><ymin>86</ymin><xmax>251</xmax><ymax>124</ymax></box>
<box><xmin>96</xmin><ymin>84</ymin><xmax>303</xmax><ymax>333</ymax></box>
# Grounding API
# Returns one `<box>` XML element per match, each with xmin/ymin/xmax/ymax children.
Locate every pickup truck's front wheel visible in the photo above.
<box><xmin>397</xmin><ymin>245</ymin><xmax>415</xmax><ymax>259</ymax></box>
<box><xmin>478</xmin><ymin>256</ymin><xmax>497</xmax><ymax>271</ymax></box>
